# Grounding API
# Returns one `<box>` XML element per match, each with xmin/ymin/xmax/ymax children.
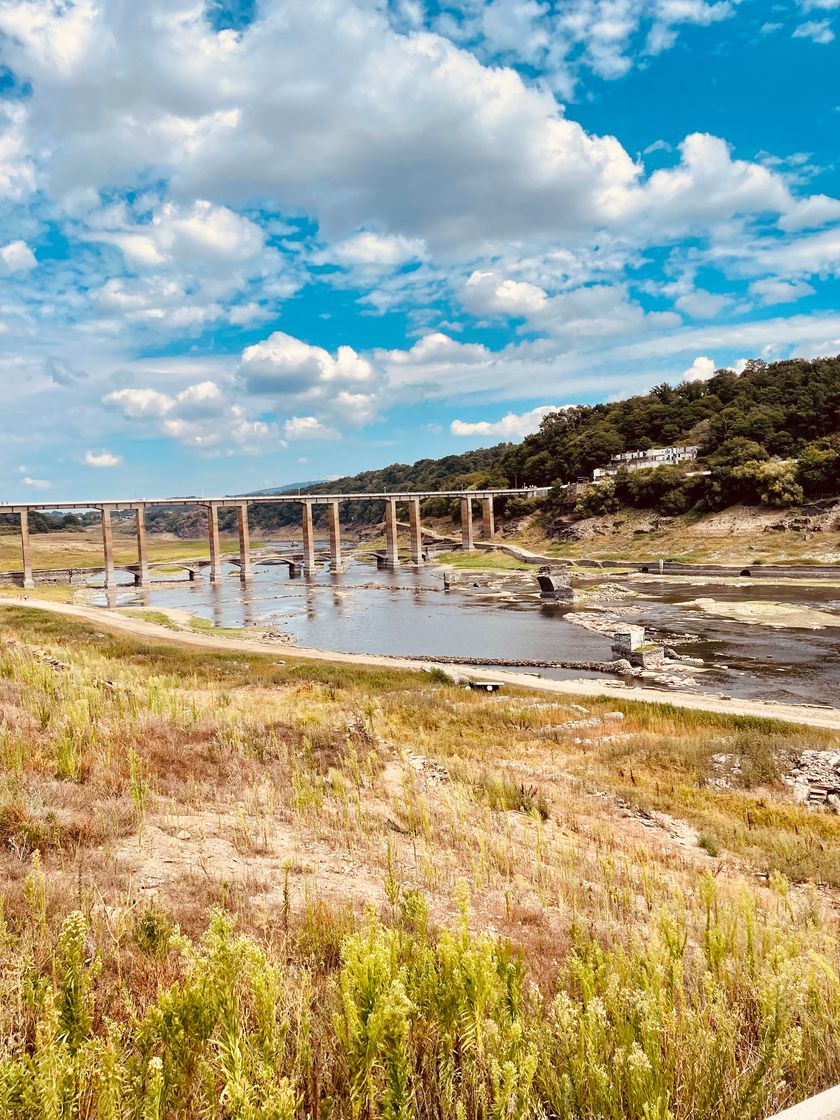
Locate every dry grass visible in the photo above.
<box><xmin>0</xmin><ymin>604</ymin><xmax>838</xmax><ymax>1117</ymax></box>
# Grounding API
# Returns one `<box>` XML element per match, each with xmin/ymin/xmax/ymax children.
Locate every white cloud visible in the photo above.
<box><xmin>0</xmin><ymin>101</ymin><xmax>35</xmax><ymax>200</ymax></box>
<box><xmin>22</xmin><ymin>475</ymin><xmax>51</xmax><ymax>489</ymax></box>
<box><xmin>792</xmin><ymin>19</ymin><xmax>835</xmax><ymax>42</ymax></box>
<box><xmin>0</xmin><ymin>239</ymin><xmax>36</xmax><ymax>273</ymax></box>
<box><xmin>681</xmin><ymin>355</ymin><xmax>716</xmax><ymax>382</ymax></box>
<box><xmin>104</xmin><ymin>387</ymin><xmax>175</xmax><ymax>419</ymax></box>
<box><xmin>0</xmin><ymin>0</ymin><xmax>810</xmax><ymax>261</ymax></box>
<box><xmin>239</xmin><ymin>332</ymin><xmax>375</xmax><ymax>403</ymax></box>
<box><xmin>451</xmin><ymin>404</ymin><xmax>562</xmax><ymax>439</ymax></box>
<box><xmin>104</xmin><ymin>377</ymin><xmax>278</xmax><ymax>454</ymax></box>
<box><xmin>778</xmin><ymin>194</ymin><xmax>840</xmax><ymax>232</ymax></box>
<box><xmin>283</xmin><ymin>416</ymin><xmax>340</xmax><ymax>440</ymax></box>
<box><xmin>84</xmin><ymin>449</ymin><xmax>122</xmax><ymax>467</ymax></box>
<box><xmin>89</xmin><ymin>199</ymin><xmax>266</xmax><ymax>271</ymax></box>
<box><xmin>749</xmin><ymin>278</ymin><xmax>816</xmax><ymax>306</ymax></box>
<box><xmin>440</xmin><ymin>0</ymin><xmax>739</xmax><ymax>95</ymax></box>
<box><xmin>674</xmin><ymin>289</ymin><xmax>731</xmax><ymax>318</ymax></box>
<box><xmin>327</xmin><ymin>231</ymin><xmax>426</xmax><ymax>268</ymax></box>
<box><xmin>462</xmin><ymin>270</ymin><xmax>548</xmax><ymax>318</ymax></box>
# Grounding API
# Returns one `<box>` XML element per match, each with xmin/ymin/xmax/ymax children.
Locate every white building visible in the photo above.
<box><xmin>593</xmin><ymin>445</ymin><xmax>700</xmax><ymax>481</ymax></box>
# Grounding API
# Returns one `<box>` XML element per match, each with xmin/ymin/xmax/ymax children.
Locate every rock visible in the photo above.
<box><xmin>535</xmin><ymin>566</ymin><xmax>574</xmax><ymax>601</ymax></box>
<box><xmin>603</xmin><ymin>711</ymin><xmax>625</xmax><ymax>722</ymax></box>
<box><xmin>176</xmin><ymin>829</ymin><xmax>191</xmax><ymax>841</ymax></box>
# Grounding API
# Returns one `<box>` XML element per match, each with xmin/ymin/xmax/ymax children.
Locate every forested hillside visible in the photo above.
<box><xmin>502</xmin><ymin>354</ymin><xmax>840</xmax><ymax>519</ymax></box>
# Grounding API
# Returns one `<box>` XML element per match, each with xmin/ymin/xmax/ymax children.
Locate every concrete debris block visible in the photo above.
<box><xmin>611</xmin><ymin>626</ymin><xmax>646</xmax><ymax>656</ymax></box>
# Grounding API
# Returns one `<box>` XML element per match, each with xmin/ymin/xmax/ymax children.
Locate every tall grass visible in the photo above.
<box><xmin>0</xmin><ymin>607</ymin><xmax>838</xmax><ymax>1117</ymax></box>
<box><xmin>0</xmin><ymin>877</ymin><xmax>837</xmax><ymax>1119</ymax></box>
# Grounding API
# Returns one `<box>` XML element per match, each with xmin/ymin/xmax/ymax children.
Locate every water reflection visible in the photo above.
<box><xmin>91</xmin><ymin>556</ymin><xmax>840</xmax><ymax>704</ymax></box>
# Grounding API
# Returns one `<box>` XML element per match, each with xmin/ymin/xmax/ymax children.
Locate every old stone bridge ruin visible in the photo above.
<box><xmin>0</xmin><ymin>488</ymin><xmax>550</xmax><ymax>589</ymax></box>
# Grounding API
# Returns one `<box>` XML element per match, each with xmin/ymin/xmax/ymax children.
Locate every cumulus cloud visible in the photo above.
<box><xmin>239</xmin><ymin>332</ymin><xmax>375</xmax><ymax>401</ymax></box>
<box><xmin>326</xmin><ymin>232</ymin><xmax>426</xmax><ymax>269</ymax></box>
<box><xmin>88</xmin><ymin>199</ymin><xmax>266</xmax><ymax>271</ymax></box>
<box><xmin>0</xmin><ymin>239</ymin><xmax>36</xmax><ymax>273</ymax></box>
<box><xmin>681</xmin><ymin>355</ymin><xmax>717</xmax><ymax>382</ymax></box>
<box><xmin>0</xmin><ymin>0</ymin><xmax>816</xmax><ymax>259</ymax></box>
<box><xmin>450</xmin><ymin>405</ymin><xmax>562</xmax><ymax>439</ymax></box>
<box><xmin>283</xmin><ymin>416</ymin><xmax>340</xmax><ymax>440</ymax></box>
<box><xmin>22</xmin><ymin>475</ymin><xmax>51</xmax><ymax>489</ymax></box>
<box><xmin>104</xmin><ymin>379</ymin><xmax>280</xmax><ymax>454</ymax></box>
<box><xmin>84</xmin><ymin>449</ymin><xmax>122</xmax><ymax>467</ymax></box>
<box><xmin>462</xmin><ymin>270</ymin><xmax>548</xmax><ymax>318</ymax></box>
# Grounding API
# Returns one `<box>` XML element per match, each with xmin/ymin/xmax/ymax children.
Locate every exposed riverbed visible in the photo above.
<box><xmin>90</xmin><ymin>550</ymin><xmax>840</xmax><ymax>705</ymax></box>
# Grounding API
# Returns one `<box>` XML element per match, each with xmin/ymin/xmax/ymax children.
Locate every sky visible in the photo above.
<box><xmin>1</xmin><ymin>0</ymin><xmax>839</xmax><ymax>501</ymax></box>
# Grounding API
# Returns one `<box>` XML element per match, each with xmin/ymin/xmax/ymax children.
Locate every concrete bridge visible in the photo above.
<box><xmin>0</xmin><ymin>488</ymin><xmax>549</xmax><ymax>589</ymax></box>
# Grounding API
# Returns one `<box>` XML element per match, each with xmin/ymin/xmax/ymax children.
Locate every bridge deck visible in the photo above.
<box><xmin>0</xmin><ymin>488</ymin><xmax>550</xmax><ymax>514</ymax></box>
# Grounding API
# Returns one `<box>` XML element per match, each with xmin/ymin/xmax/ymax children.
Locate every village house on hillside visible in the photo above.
<box><xmin>593</xmin><ymin>444</ymin><xmax>700</xmax><ymax>481</ymax></box>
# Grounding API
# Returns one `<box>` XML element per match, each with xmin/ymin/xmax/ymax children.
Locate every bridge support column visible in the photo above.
<box><xmin>207</xmin><ymin>503</ymin><xmax>223</xmax><ymax>582</ymax></box>
<box><xmin>384</xmin><ymin>497</ymin><xmax>399</xmax><ymax>568</ymax></box>
<box><xmin>237</xmin><ymin>503</ymin><xmax>251</xmax><ymax>581</ymax></box>
<box><xmin>19</xmin><ymin>509</ymin><xmax>34</xmax><ymax>589</ymax></box>
<box><xmin>101</xmin><ymin>507</ymin><xmax>116</xmax><ymax>588</ymax></box>
<box><xmin>481</xmin><ymin>496</ymin><xmax>495</xmax><ymax>540</ymax></box>
<box><xmin>408</xmin><ymin>498</ymin><xmax>423</xmax><ymax>564</ymax></box>
<box><xmin>301</xmin><ymin>501</ymin><xmax>316</xmax><ymax>572</ymax></box>
<box><xmin>460</xmin><ymin>496</ymin><xmax>475</xmax><ymax>551</ymax></box>
<box><xmin>135</xmin><ymin>506</ymin><xmax>149</xmax><ymax>586</ymax></box>
<box><xmin>328</xmin><ymin>501</ymin><xmax>343</xmax><ymax>571</ymax></box>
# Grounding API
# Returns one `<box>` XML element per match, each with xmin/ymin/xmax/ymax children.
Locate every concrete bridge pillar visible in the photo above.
<box><xmin>207</xmin><ymin>503</ymin><xmax>223</xmax><ymax>582</ymax></box>
<box><xmin>384</xmin><ymin>497</ymin><xmax>399</xmax><ymax>568</ymax></box>
<box><xmin>328</xmin><ymin>500</ymin><xmax>343</xmax><ymax>571</ymax></box>
<box><xmin>460</xmin><ymin>496</ymin><xmax>475</xmax><ymax>551</ymax></box>
<box><xmin>135</xmin><ymin>506</ymin><xmax>149</xmax><ymax>585</ymax></box>
<box><xmin>301</xmin><ymin>501</ymin><xmax>316</xmax><ymax>572</ymax></box>
<box><xmin>481</xmin><ymin>496</ymin><xmax>495</xmax><ymax>540</ymax></box>
<box><xmin>19</xmin><ymin>509</ymin><xmax>34</xmax><ymax>589</ymax></box>
<box><xmin>408</xmin><ymin>498</ymin><xmax>423</xmax><ymax>564</ymax></box>
<box><xmin>237</xmin><ymin>503</ymin><xmax>251</xmax><ymax>581</ymax></box>
<box><xmin>100</xmin><ymin>507</ymin><xmax>116</xmax><ymax>588</ymax></box>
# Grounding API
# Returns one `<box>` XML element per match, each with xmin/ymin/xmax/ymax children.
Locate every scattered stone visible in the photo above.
<box><xmin>407</xmin><ymin>754</ymin><xmax>450</xmax><ymax>783</ymax></box>
<box><xmin>176</xmin><ymin>830</ymin><xmax>191</xmax><ymax>841</ymax></box>
<box><xmin>786</xmin><ymin>750</ymin><xmax>840</xmax><ymax>812</ymax></box>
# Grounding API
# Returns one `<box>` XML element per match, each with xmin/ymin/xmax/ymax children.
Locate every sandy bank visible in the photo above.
<box><xmin>686</xmin><ymin>597</ymin><xmax>840</xmax><ymax>629</ymax></box>
<box><xmin>4</xmin><ymin>599</ymin><xmax>840</xmax><ymax>732</ymax></box>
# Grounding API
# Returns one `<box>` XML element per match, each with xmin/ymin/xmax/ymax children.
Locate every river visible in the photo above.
<box><xmin>92</xmin><ymin>550</ymin><xmax>840</xmax><ymax>705</ymax></box>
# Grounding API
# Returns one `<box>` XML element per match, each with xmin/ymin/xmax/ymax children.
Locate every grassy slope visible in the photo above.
<box><xmin>0</xmin><ymin>606</ymin><xmax>838</xmax><ymax>1117</ymax></box>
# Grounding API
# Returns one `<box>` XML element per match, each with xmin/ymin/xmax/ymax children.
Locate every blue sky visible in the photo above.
<box><xmin>1</xmin><ymin>0</ymin><xmax>839</xmax><ymax>500</ymax></box>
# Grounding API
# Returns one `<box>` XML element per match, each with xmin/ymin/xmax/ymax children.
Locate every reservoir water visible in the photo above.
<box><xmin>93</xmin><ymin>551</ymin><xmax>840</xmax><ymax>705</ymax></box>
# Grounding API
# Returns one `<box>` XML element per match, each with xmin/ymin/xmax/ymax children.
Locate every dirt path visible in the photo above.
<box><xmin>5</xmin><ymin>598</ymin><xmax>840</xmax><ymax>731</ymax></box>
